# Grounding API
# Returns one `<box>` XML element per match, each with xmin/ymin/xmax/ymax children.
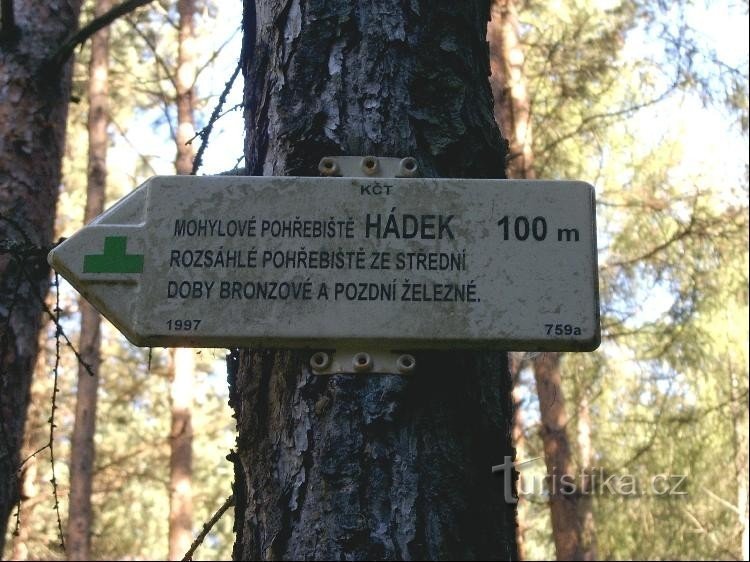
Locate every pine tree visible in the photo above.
<box><xmin>168</xmin><ymin>1</ymin><xmax>198</xmax><ymax>558</ymax></box>
<box><xmin>66</xmin><ymin>2</ymin><xmax>112</xmax><ymax>559</ymax></box>
<box><xmin>0</xmin><ymin>1</ymin><xmax>83</xmax><ymax>550</ymax></box>
<box><xmin>230</xmin><ymin>1</ymin><xmax>517</xmax><ymax>558</ymax></box>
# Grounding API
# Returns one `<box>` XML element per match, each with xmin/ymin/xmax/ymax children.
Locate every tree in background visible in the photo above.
<box><xmin>590</xmin><ymin>142</ymin><xmax>748</xmax><ymax>559</ymax></box>
<box><xmin>66</xmin><ymin>1</ymin><xmax>112</xmax><ymax>559</ymax></box>
<box><xmin>486</xmin><ymin>0</ymin><xmax>748</xmax><ymax>559</ymax></box>
<box><xmin>169</xmin><ymin>1</ymin><xmax>198</xmax><ymax>558</ymax></box>
<box><xmin>0</xmin><ymin>1</ymin><xmax>83</xmax><ymax>551</ymax></box>
<box><xmin>3</xmin><ymin>1</ymin><xmax>238</xmax><ymax>558</ymax></box>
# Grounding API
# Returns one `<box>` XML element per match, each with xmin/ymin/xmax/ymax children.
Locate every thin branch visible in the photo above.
<box><xmin>17</xmin><ymin>263</ymin><xmax>96</xmax><ymax>377</ymax></box>
<box><xmin>701</xmin><ymin>486</ymin><xmax>742</xmax><ymax>516</ymax></box>
<box><xmin>110</xmin><ymin>117</ymin><xmax>160</xmax><ymax>176</ymax></box>
<box><xmin>181</xmin><ymin>495</ymin><xmax>235</xmax><ymax>561</ymax></box>
<box><xmin>604</xmin><ymin>215</ymin><xmax>697</xmax><ymax>270</ymax></box>
<box><xmin>153</xmin><ymin>0</ymin><xmax>179</xmax><ymax>30</ymax></box>
<box><xmin>604</xmin><ymin>202</ymin><xmax>745</xmax><ymax>271</ymax></box>
<box><xmin>49</xmin><ymin>273</ymin><xmax>65</xmax><ymax>550</ymax></box>
<box><xmin>119</xmin><ymin>21</ymin><xmax>180</xmax><ymax>141</ymax></box>
<box><xmin>126</xmin><ymin>18</ymin><xmax>178</xmax><ymax>91</ymax></box>
<box><xmin>17</xmin><ymin>444</ymin><xmax>51</xmax><ymax>471</ymax></box>
<box><xmin>149</xmin><ymin>71</ymin><xmax>177</xmax><ymax>142</ymax></box>
<box><xmin>192</xmin><ymin>26</ymin><xmax>241</xmax><ymax>87</ymax></box>
<box><xmin>190</xmin><ymin>60</ymin><xmax>242</xmax><ymax>174</ymax></box>
<box><xmin>49</xmin><ymin>0</ymin><xmax>156</xmax><ymax>69</ymax></box>
<box><xmin>191</xmin><ymin>27</ymin><xmax>242</xmax><ymax>88</ymax></box>
<box><xmin>536</xmin><ymin>82</ymin><xmax>680</xmax><ymax>160</ymax></box>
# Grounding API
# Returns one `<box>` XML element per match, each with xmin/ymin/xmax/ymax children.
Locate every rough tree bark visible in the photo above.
<box><xmin>230</xmin><ymin>1</ymin><xmax>517</xmax><ymax>559</ymax></box>
<box><xmin>168</xmin><ymin>2</ymin><xmax>197</xmax><ymax>558</ymax></box>
<box><xmin>66</xmin><ymin>1</ymin><xmax>112</xmax><ymax>559</ymax></box>
<box><xmin>0</xmin><ymin>1</ymin><xmax>82</xmax><ymax>553</ymax></box>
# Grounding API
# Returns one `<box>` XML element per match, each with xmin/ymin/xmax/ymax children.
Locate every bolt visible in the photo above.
<box><xmin>399</xmin><ymin>157</ymin><xmax>418</xmax><ymax>177</ymax></box>
<box><xmin>310</xmin><ymin>351</ymin><xmax>331</xmax><ymax>371</ymax></box>
<box><xmin>361</xmin><ymin>156</ymin><xmax>379</xmax><ymax>175</ymax></box>
<box><xmin>396</xmin><ymin>354</ymin><xmax>416</xmax><ymax>374</ymax></box>
<box><xmin>318</xmin><ymin>157</ymin><xmax>340</xmax><ymax>176</ymax></box>
<box><xmin>353</xmin><ymin>352</ymin><xmax>373</xmax><ymax>372</ymax></box>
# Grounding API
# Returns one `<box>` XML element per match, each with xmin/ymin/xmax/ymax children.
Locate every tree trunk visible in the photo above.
<box><xmin>66</xmin><ymin>1</ymin><xmax>111</xmax><ymax>558</ymax></box>
<box><xmin>0</xmin><ymin>1</ymin><xmax>82</xmax><ymax>552</ymax></box>
<box><xmin>168</xmin><ymin>2</ymin><xmax>196</xmax><ymax>557</ymax></box>
<box><xmin>576</xmin><ymin>396</ymin><xmax>597</xmax><ymax>561</ymax></box>
<box><xmin>174</xmin><ymin>0</ymin><xmax>196</xmax><ymax>177</ymax></box>
<box><xmin>533</xmin><ymin>353</ymin><xmax>583</xmax><ymax>561</ymax></box>
<box><xmin>168</xmin><ymin>348</ymin><xmax>194</xmax><ymax>560</ymax></box>
<box><xmin>231</xmin><ymin>1</ymin><xmax>517</xmax><ymax>559</ymax></box>
<box><xmin>488</xmin><ymin>0</ymin><xmax>534</xmax><ymax>181</ymax></box>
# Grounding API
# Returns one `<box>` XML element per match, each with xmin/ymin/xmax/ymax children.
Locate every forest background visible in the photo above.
<box><xmin>1</xmin><ymin>0</ymin><xmax>748</xmax><ymax>560</ymax></box>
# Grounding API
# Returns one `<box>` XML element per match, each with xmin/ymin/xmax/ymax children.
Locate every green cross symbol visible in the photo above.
<box><xmin>83</xmin><ymin>236</ymin><xmax>144</xmax><ymax>274</ymax></box>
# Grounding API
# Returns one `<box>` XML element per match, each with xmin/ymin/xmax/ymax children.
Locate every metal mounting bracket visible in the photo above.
<box><xmin>318</xmin><ymin>155</ymin><xmax>419</xmax><ymax>178</ymax></box>
<box><xmin>311</xmin><ymin>155</ymin><xmax>419</xmax><ymax>375</ymax></box>
<box><xmin>309</xmin><ymin>349</ymin><xmax>417</xmax><ymax>376</ymax></box>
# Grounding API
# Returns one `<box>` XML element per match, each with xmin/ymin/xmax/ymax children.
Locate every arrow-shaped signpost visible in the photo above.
<box><xmin>49</xmin><ymin>168</ymin><xmax>600</xmax><ymax>358</ymax></box>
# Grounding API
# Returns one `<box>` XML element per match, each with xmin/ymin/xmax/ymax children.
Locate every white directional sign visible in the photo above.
<box><xmin>48</xmin><ymin>175</ymin><xmax>600</xmax><ymax>350</ymax></box>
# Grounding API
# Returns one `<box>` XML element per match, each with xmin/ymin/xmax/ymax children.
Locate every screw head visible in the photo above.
<box><xmin>318</xmin><ymin>157</ymin><xmax>340</xmax><ymax>176</ymax></box>
<box><xmin>310</xmin><ymin>351</ymin><xmax>331</xmax><ymax>371</ymax></box>
<box><xmin>352</xmin><ymin>352</ymin><xmax>373</xmax><ymax>372</ymax></box>
<box><xmin>396</xmin><ymin>354</ymin><xmax>416</xmax><ymax>374</ymax></box>
<box><xmin>399</xmin><ymin>157</ymin><xmax>418</xmax><ymax>177</ymax></box>
<box><xmin>361</xmin><ymin>156</ymin><xmax>379</xmax><ymax>175</ymax></box>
